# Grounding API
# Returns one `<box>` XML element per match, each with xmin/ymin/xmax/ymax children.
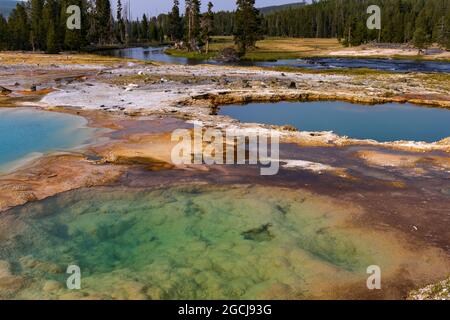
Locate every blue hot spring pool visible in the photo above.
<box><xmin>219</xmin><ymin>101</ymin><xmax>450</xmax><ymax>142</ymax></box>
<box><xmin>0</xmin><ymin>108</ymin><xmax>98</xmax><ymax>172</ymax></box>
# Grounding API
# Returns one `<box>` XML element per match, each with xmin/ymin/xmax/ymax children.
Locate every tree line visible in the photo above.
<box><xmin>0</xmin><ymin>0</ymin><xmax>448</xmax><ymax>53</ymax></box>
<box><xmin>166</xmin><ymin>0</ymin><xmax>261</xmax><ymax>54</ymax></box>
<box><xmin>261</xmin><ymin>0</ymin><xmax>450</xmax><ymax>49</ymax></box>
<box><xmin>207</xmin><ymin>0</ymin><xmax>450</xmax><ymax>50</ymax></box>
<box><xmin>0</xmin><ymin>0</ymin><xmax>262</xmax><ymax>55</ymax></box>
<box><xmin>0</xmin><ymin>0</ymin><xmax>171</xmax><ymax>52</ymax></box>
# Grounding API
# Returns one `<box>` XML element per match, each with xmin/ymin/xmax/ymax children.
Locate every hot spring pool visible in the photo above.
<box><xmin>0</xmin><ymin>184</ymin><xmax>447</xmax><ymax>299</ymax></box>
<box><xmin>218</xmin><ymin>101</ymin><xmax>450</xmax><ymax>142</ymax></box>
<box><xmin>0</xmin><ymin>108</ymin><xmax>98</xmax><ymax>172</ymax></box>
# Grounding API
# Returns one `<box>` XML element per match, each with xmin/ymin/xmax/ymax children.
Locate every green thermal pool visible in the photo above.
<box><xmin>0</xmin><ymin>184</ymin><xmax>447</xmax><ymax>299</ymax></box>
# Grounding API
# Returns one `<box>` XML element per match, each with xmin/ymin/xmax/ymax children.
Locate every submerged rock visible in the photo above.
<box><xmin>242</xmin><ymin>223</ymin><xmax>274</xmax><ymax>242</ymax></box>
<box><xmin>0</xmin><ymin>260</ymin><xmax>25</xmax><ymax>297</ymax></box>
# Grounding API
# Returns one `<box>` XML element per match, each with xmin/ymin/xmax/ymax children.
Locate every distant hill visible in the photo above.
<box><xmin>259</xmin><ymin>1</ymin><xmax>307</xmax><ymax>15</ymax></box>
<box><xmin>0</xmin><ymin>0</ymin><xmax>19</xmax><ymax>17</ymax></box>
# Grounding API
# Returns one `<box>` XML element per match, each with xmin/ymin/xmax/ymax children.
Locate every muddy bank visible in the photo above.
<box><xmin>0</xmin><ymin>154</ymin><xmax>123</xmax><ymax>212</ymax></box>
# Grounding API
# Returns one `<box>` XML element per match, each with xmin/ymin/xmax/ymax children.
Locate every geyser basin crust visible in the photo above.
<box><xmin>0</xmin><ymin>184</ymin><xmax>448</xmax><ymax>300</ymax></box>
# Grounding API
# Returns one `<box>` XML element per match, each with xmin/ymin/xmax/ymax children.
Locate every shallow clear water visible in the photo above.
<box><xmin>98</xmin><ymin>47</ymin><xmax>450</xmax><ymax>73</ymax></box>
<box><xmin>0</xmin><ymin>108</ymin><xmax>97</xmax><ymax>172</ymax></box>
<box><xmin>0</xmin><ymin>184</ymin><xmax>447</xmax><ymax>299</ymax></box>
<box><xmin>97</xmin><ymin>47</ymin><xmax>207</xmax><ymax>65</ymax></box>
<box><xmin>219</xmin><ymin>101</ymin><xmax>450</xmax><ymax>142</ymax></box>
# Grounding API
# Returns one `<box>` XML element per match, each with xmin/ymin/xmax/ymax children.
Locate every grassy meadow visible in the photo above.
<box><xmin>165</xmin><ymin>37</ymin><xmax>343</xmax><ymax>61</ymax></box>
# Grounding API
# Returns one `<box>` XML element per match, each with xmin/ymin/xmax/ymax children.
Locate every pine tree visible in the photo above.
<box><xmin>413</xmin><ymin>10</ymin><xmax>431</xmax><ymax>53</ymax></box>
<box><xmin>0</xmin><ymin>14</ymin><xmax>8</xmax><ymax>50</ymax></box>
<box><xmin>413</xmin><ymin>27</ymin><xmax>430</xmax><ymax>53</ymax></box>
<box><xmin>8</xmin><ymin>3</ymin><xmax>30</xmax><ymax>50</ymax></box>
<box><xmin>185</xmin><ymin>0</ymin><xmax>192</xmax><ymax>45</ymax></box>
<box><xmin>57</xmin><ymin>0</ymin><xmax>66</xmax><ymax>50</ymax></box>
<box><xmin>141</xmin><ymin>14</ymin><xmax>149</xmax><ymax>41</ymax></box>
<box><xmin>234</xmin><ymin>0</ymin><xmax>262</xmax><ymax>55</ymax></box>
<box><xmin>445</xmin><ymin>14</ymin><xmax>450</xmax><ymax>50</ymax></box>
<box><xmin>168</xmin><ymin>0</ymin><xmax>183</xmax><ymax>42</ymax></box>
<box><xmin>200</xmin><ymin>2</ymin><xmax>214</xmax><ymax>53</ymax></box>
<box><xmin>116</xmin><ymin>0</ymin><xmax>126</xmax><ymax>43</ymax></box>
<box><xmin>185</xmin><ymin>0</ymin><xmax>201</xmax><ymax>51</ymax></box>
<box><xmin>46</xmin><ymin>21</ymin><xmax>58</xmax><ymax>53</ymax></box>
<box><xmin>192</xmin><ymin>0</ymin><xmax>201</xmax><ymax>46</ymax></box>
<box><xmin>434</xmin><ymin>15</ymin><xmax>446</xmax><ymax>47</ymax></box>
<box><xmin>131</xmin><ymin>21</ymin><xmax>140</xmax><ymax>42</ymax></box>
<box><xmin>30</xmin><ymin>0</ymin><xmax>44</xmax><ymax>51</ymax></box>
<box><xmin>95</xmin><ymin>0</ymin><xmax>112</xmax><ymax>45</ymax></box>
<box><xmin>149</xmin><ymin>18</ymin><xmax>159</xmax><ymax>42</ymax></box>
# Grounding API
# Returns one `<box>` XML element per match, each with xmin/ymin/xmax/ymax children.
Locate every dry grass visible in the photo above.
<box><xmin>168</xmin><ymin>37</ymin><xmax>344</xmax><ymax>61</ymax></box>
<box><xmin>254</xmin><ymin>37</ymin><xmax>341</xmax><ymax>54</ymax></box>
<box><xmin>174</xmin><ymin>37</ymin><xmax>450</xmax><ymax>62</ymax></box>
<box><xmin>208</xmin><ymin>37</ymin><xmax>343</xmax><ymax>61</ymax></box>
<box><xmin>0</xmin><ymin>52</ymin><xmax>151</xmax><ymax>66</ymax></box>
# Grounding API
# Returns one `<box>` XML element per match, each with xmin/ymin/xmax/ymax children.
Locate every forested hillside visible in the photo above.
<box><xmin>263</xmin><ymin>0</ymin><xmax>450</xmax><ymax>48</ymax></box>
<box><xmin>202</xmin><ymin>0</ymin><xmax>450</xmax><ymax>49</ymax></box>
<box><xmin>258</xmin><ymin>1</ymin><xmax>306</xmax><ymax>15</ymax></box>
